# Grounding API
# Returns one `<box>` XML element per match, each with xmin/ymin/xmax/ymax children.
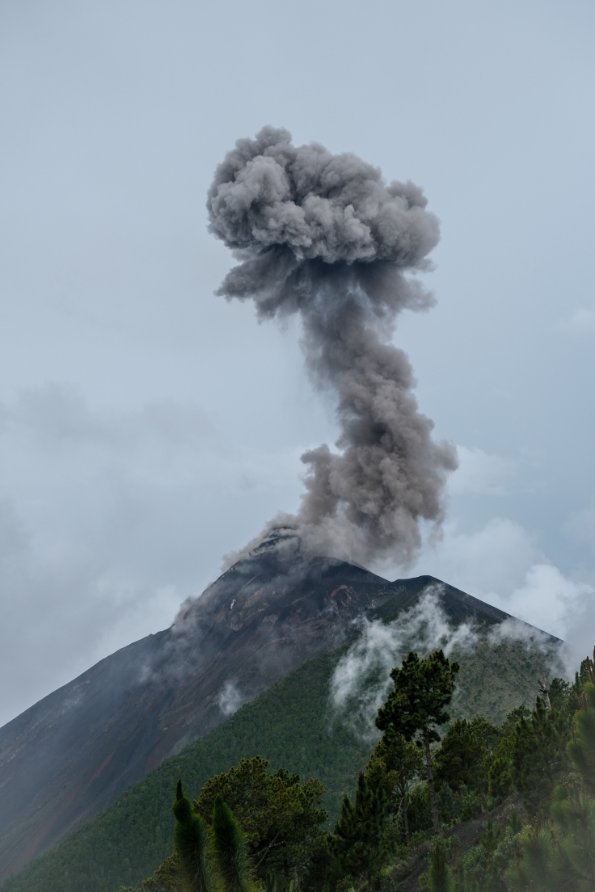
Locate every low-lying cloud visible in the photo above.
<box><xmin>0</xmin><ymin>384</ymin><xmax>292</xmax><ymax>727</ymax></box>
<box><xmin>409</xmin><ymin>514</ymin><xmax>595</xmax><ymax>676</ymax></box>
<box><xmin>217</xmin><ymin>680</ymin><xmax>244</xmax><ymax>717</ymax></box>
<box><xmin>329</xmin><ymin>586</ymin><xmax>478</xmax><ymax>739</ymax></box>
<box><xmin>329</xmin><ymin>583</ymin><xmax>565</xmax><ymax>740</ymax></box>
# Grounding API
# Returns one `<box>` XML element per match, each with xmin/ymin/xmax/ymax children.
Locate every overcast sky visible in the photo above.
<box><xmin>2</xmin><ymin>0</ymin><xmax>595</xmax><ymax>726</ymax></box>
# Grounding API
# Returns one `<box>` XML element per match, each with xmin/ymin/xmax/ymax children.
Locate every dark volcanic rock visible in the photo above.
<box><xmin>0</xmin><ymin>531</ymin><xmax>532</xmax><ymax>881</ymax></box>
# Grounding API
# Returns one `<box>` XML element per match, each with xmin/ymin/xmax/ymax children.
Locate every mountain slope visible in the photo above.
<box><xmin>1</xmin><ymin>624</ymin><xmax>556</xmax><ymax>892</ymax></box>
<box><xmin>0</xmin><ymin>531</ymin><xmax>393</xmax><ymax>879</ymax></box>
<box><xmin>0</xmin><ymin>529</ymin><xmax>556</xmax><ymax>882</ymax></box>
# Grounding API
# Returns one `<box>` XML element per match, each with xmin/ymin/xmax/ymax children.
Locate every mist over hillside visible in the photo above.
<box><xmin>0</xmin><ymin>559</ymin><xmax>562</xmax><ymax>892</ymax></box>
<box><xmin>0</xmin><ymin>525</ymin><xmax>562</xmax><ymax>885</ymax></box>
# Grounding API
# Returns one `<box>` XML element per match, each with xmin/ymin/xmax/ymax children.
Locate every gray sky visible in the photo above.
<box><xmin>1</xmin><ymin>0</ymin><xmax>595</xmax><ymax>726</ymax></box>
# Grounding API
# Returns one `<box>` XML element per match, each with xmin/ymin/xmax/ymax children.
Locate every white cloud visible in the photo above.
<box><xmin>448</xmin><ymin>445</ymin><xmax>515</xmax><ymax>497</ymax></box>
<box><xmin>412</xmin><ymin>515</ymin><xmax>595</xmax><ymax>673</ymax></box>
<box><xmin>330</xmin><ymin>586</ymin><xmax>479</xmax><ymax>739</ymax></box>
<box><xmin>0</xmin><ymin>493</ymin><xmax>188</xmax><ymax>727</ymax></box>
<box><xmin>490</xmin><ymin>564</ymin><xmax>595</xmax><ymax>674</ymax></box>
<box><xmin>0</xmin><ymin>384</ymin><xmax>303</xmax><ymax>727</ymax></box>
<box><xmin>563</xmin><ymin>306</ymin><xmax>595</xmax><ymax>335</ymax></box>
<box><xmin>217</xmin><ymin>681</ymin><xmax>244</xmax><ymax>717</ymax></box>
<box><xmin>415</xmin><ymin>517</ymin><xmax>539</xmax><ymax>598</ymax></box>
<box><xmin>497</xmin><ymin>564</ymin><xmax>592</xmax><ymax>634</ymax></box>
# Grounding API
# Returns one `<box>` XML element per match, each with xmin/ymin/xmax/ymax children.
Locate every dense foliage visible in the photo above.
<box><xmin>135</xmin><ymin>648</ymin><xmax>595</xmax><ymax>891</ymax></box>
<box><xmin>172</xmin><ymin>782</ymin><xmax>212</xmax><ymax>892</ymax></box>
<box><xmin>376</xmin><ymin>650</ymin><xmax>459</xmax><ymax>832</ymax></box>
<box><xmin>1</xmin><ymin>635</ymin><xmax>563</xmax><ymax>892</ymax></box>
<box><xmin>430</xmin><ymin>650</ymin><xmax>595</xmax><ymax>891</ymax></box>
<box><xmin>195</xmin><ymin>757</ymin><xmax>326</xmax><ymax>885</ymax></box>
<box><xmin>0</xmin><ymin>651</ymin><xmax>368</xmax><ymax>892</ymax></box>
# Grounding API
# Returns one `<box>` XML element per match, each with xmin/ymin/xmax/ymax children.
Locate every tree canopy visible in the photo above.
<box><xmin>375</xmin><ymin>649</ymin><xmax>459</xmax><ymax>745</ymax></box>
<box><xmin>376</xmin><ymin>649</ymin><xmax>459</xmax><ymax>832</ymax></box>
<box><xmin>195</xmin><ymin>756</ymin><xmax>326</xmax><ymax>885</ymax></box>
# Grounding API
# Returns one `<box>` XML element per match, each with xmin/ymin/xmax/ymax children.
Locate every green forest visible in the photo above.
<box><xmin>4</xmin><ymin>638</ymin><xmax>592</xmax><ymax>891</ymax></box>
<box><xmin>126</xmin><ymin>647</ymin><xmax>595</xmax><ymax>891</ymax></box>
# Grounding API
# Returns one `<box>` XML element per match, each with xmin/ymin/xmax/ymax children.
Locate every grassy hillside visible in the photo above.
<box><xmin>1</xmin><ymin>635</ymin><xmax>555</xmax><ymax>892</ymax></box>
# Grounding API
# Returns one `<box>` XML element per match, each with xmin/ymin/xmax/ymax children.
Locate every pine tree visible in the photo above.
<box><xmin>427</xmin><ymin>837</ymin><xmax>455</xmax><ymax>892</ymax></box>
<box><xmin>172</xmin><ymin>781</ymin><xmax>213</xmax><ymax>892</ymax></box>
<box><xmin>567</xmin><ymin>682</ymin><xmax>595</xmax><ymax>796</ymax></box>
<box><xmin>507</xmin><ymin>671</ymin><xmax>595</xmax><ymax>889</ymax></box>
<box><xmin>577</xmin><ymin>648</ymin><xmax>595</xmax><ymax>688</ymax></box>
<box><xmin>330</xmin><ymin>770</ymin><xmax>389</xmax><ymax>888</ymax></box>
<box><xmin>211</xmin><ymin>798</ymin><xmax>257</xmax><ymax>892</ymax></box>
<box><xmin>194</xmin><ymin>756</ymin><xmax>325</xmax><ymax>884</ymax></box>
<box><xmin>376</xmin><ymin>650</ymin><xmax>459</xmax><ymax>833</ymax></box>
<box><xmin>549</xmin><ymin>679</ymin><xmax>595</xmax><ymax>885</ymax></box>
<box><xmin>511</xmin><ymin>686</ymin><xmax>572</xmax><ymax>814</ymax></box>
<box><xmin>434</xmin><ymin>717</ymin><xmax>499</xmax><ymax>796</ymax></box>
<box><xmin>368</xmin><ymin>728</ymin><xmax>422</xmax><ymax>843</ymax></box>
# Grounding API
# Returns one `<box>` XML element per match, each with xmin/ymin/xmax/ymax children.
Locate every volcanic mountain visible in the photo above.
<box><xmin>0</xmin><ymin>529</ymin><xmax>557</xmax><ymax>882</ymax></box>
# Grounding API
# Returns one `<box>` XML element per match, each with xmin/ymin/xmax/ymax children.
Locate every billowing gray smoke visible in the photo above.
<box><xmin>208</xmin><ymin>127</ymin><xmax>457</xmax><ymax>567</ymax></box>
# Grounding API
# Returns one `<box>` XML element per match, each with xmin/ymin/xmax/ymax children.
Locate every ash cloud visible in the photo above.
<box><xmin>208</xmin><ymin>127</ymin><xmax>457</xmax><ymax>568</ymax></box>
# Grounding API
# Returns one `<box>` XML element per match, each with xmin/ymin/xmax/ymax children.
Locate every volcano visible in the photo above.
<box><xmin>0</xmin><ymin>531</ymin><xmax>557</xmax><ymax>881</ymax></box>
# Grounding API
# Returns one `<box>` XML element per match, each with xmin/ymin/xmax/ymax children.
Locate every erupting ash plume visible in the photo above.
<box><xmin>208</xmin><ymin>127</ymin><xmax>456</xmax><ymax>567</ymax></box>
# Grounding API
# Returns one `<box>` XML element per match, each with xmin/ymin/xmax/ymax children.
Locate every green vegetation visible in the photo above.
<box><xmin>172</xmin><ymin>781</ymin><xmax>212</xmax><ymax>892</ymax></box>
<box><xmin>1</xmin><ymin>634</ymin><xmax>560</xmax><ymax>892</ymax></box>
<box><xmin>210</xmin><ymin>798</ymin><xmax>257</xmax><ymax>892</ymax></box>
<box><xmin>426</xmin><ymin>650</ymin><xmax>595</xmax><ymax>891</ymax></box>
<box><xmin>130</xmin><ymin>647</ymin><xmax>595</xmax><ymax>891</ymax></box>
<box><xmin>425</xmin><ymin>837</ymin><xmax>456</xmax><ymax>892</ymax></box>
<box><xmin>144</xmin><ymin>783</ymin><xmax>261</xmax><ymax>892</ymax></box>
<box><xmin>328</xmin><ymin>770</ymin><xmax>389</xmax><ymax>888</ymax></box>
<box><xmin>195</xmin><ymin>757</ymin><xmax>326</xmax><ymax>886</ymax></box>
<box><xmin>1</xmin><ymin>650</ymin><xmax>367</xmax><ymax>892</ymax></box>
<box><xmin>376</xmin><ymin>650</ymin><xmax>459</xmax><ymax>832</ymax></box>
